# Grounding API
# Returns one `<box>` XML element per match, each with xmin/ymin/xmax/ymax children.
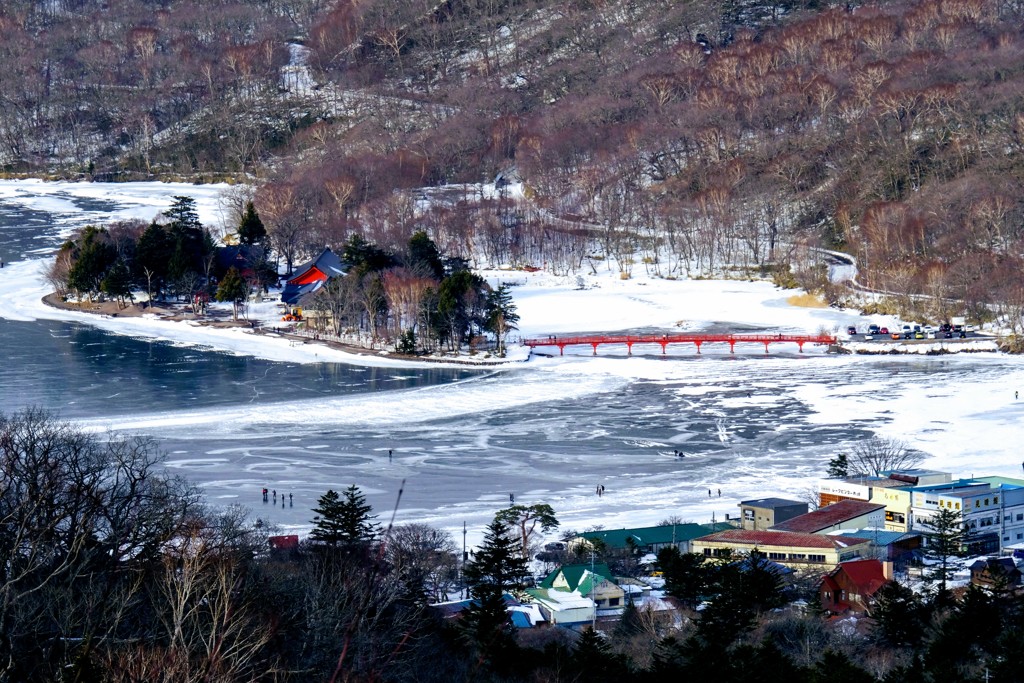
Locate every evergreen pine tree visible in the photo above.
<box><xmin>484</xmin><ymin>284</ymin><xmax>519</xmax><ymax>356</ymax></box>
<box><xmin>100</xmin><ymin>258</ymin><xmax>133</xmax><ymax>308</ymax></box>
<box><xmin>67</xmin><ymin>226</ymin><xmax>115</xmax><ymax>299</ymax></box>
<box><xmin>650</xmin><ymin>635</ymin><xmax>689</xmax><ymax>676</ymax></box>
<box><xmin>309</xmin><ymin>485</ymin><xmax>377</xmax><ymax>549</ymax></box>
<box><xmin>163</xmin><ymin>195</ymin><xmax>202</xmax><ymax>232</ymax></box>
<box><xmin>215</xmin><ymin>266</ymin><xmax>248</xmax><ymax>320</ymax></box>
<box><xmin>925</xmin><ymin>506</ymin><xmax>966</xmax><ymax>599</ymax></box>
<box><xmin>872</xmin><ymin>580</ymin><xmax>927</xmax><ymax>648</ymax></box>
<box><xmin>167</xmin><ymin>238</ymin><xmax>192</xmax><ymax>293</ymax></box>
<box><xmin>740</xmin><ymin>550</ymin><xmax>786</xmax><ymax>613</ymax></box>
<box><xmin>237</xmin><ymin>201</ymin><xmax>267</xmax><ymax>245</ymax></box>
<box><xmin>463</xmin><ymin>519</ymin><xmax>528</xmax><ymax>591</ymax></box>
<box><xmin>134</xmin><ymin>222</ymin><xmax>171</xmax><ymax>302</ymax></box>
<box><xmin>656</xmin><ymin>546</ymin><xmax>707</xmax><ymax>609</ymax></box>
<box><xmin>827</xmin><ymin>453</ymin><xmax>849</xmax><ymax>478</ymax></box>
<box><xmin>460</xmin><ymin>519</ymin><xmax>527</xmax><ymax>670</ymax></box>
<box><xmin>570</xmin><ymin>627</ymin><xmax>622</xmax><ymax>682</ymax></box>
<box><xmin>407</xmin><ymin>230</ymin><xmax>444</xmax><ymax>280</ymax></box>
<box><xmin>614</xmin><ymin>600</ymin><xmax>644</xmax><ymax>639</ymax></box>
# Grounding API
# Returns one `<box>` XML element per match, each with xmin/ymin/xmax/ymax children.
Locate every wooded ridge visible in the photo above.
<box><xmin>5</xmin><ymin>0</ymin><xmax>1024</xmax><ymax>321</ymax></box>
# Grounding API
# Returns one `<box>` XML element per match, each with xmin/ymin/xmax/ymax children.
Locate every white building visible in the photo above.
<box><xmin>911</xmin><ymin>479</ymin><xmax>1024</xmax><ymax>554</ymax></box>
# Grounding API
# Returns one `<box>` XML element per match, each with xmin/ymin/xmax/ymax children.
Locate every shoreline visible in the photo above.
<box><xmin>40</xmin><ymin>291</ymin><xmax>1004</xmax><ymax>364</ymax></box>
<box><xmin>40</xmin><ymin>292</ymin><xmax>532</xmax><ymax>367</ymax></box>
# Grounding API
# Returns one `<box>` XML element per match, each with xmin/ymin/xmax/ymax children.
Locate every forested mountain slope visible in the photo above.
<box><xmin>4</xmin><ymin>0</ymin><xmax>1024</xmax><ymax>316</ymax></box>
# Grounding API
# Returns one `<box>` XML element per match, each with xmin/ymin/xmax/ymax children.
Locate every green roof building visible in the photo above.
<box><xmin>572</xmin><ymin>522</ymin><xmax>734</xmax><ymax>555</ymax></box>
<box><xmin>527</xmin><ymin>563</ymin><xmax>625</xmax><ymax>625</ymax></box>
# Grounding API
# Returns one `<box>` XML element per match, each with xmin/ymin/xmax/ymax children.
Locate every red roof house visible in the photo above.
<box><xmin>819</xmin><ymin>559</ymin><xmax>892</xmax><ymax>615</ymax></box>
<box><xmin>281</xmin><ymin>248</ymin><xmax>346</xmax><ymax>304</ymax></box>
<box><xmin>269</xmin><ymin>534</ymin><xmax>300</xmax><ymax>550</ymax></box>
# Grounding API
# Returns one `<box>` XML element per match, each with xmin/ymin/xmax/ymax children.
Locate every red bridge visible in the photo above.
<box><xmin>522</xmin><ymin>333</ymin><xmax>837</xmax><ymax>356</ymax></box>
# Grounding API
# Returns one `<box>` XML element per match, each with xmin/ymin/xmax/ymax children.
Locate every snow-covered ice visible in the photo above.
<box><xmin>2</xmin><ymin>180</ymin><xmax>1024</xmax><ymax>551</ymax></box>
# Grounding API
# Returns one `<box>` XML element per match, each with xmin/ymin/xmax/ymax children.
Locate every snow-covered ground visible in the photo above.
<box><xmin>2</xmin><ymin>180</ymin><xmax>1024</xmax><ymax>552</ymax></box>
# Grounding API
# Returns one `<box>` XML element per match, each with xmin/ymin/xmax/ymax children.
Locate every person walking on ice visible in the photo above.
<box><xmin>509</xmin><ymin>492</ymin><xmax>515</xmax><ymax>504</ymax></box>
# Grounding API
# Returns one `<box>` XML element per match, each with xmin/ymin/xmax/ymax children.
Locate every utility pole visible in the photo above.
<box><xmin>590</xmin><ymin>549</ymin><xmax>597</xmax><ymax>630</ymax></box>
<box><xmin>463</xmin><ymin>521</ymin><xmax>468</xmax><ymax>600</ymax></box>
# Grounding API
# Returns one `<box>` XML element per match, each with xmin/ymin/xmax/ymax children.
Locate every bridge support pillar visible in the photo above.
<box><xmin>591</xmin><ymin>342</ymin><xmax>599</xmax><ymax>356</ymax></box>
<box><xmin>764</xmin><ymin>341</ymin><xmax>770</xmax><ymax>354</ymax></box>
<box><xmin>694</xmin><ymin>341</ymin><xmax>702</xmax><ymax>354</ymax></box>
<box><xmin>558</xmin><ymin>344</ymin><xmax>565</xmax><ymax>356</ymax></box>
<box><xmin>626</xmin><ymin>342</ymin><xmax>633</xmax><ymax>356</ymax></box>
<box><xmin>659</xmin><ymin>342</ymin><xmax>668</xmax><ymax>355</ymax></box>
<box><xmin>728</xmin><ymin>340</ymin><xmax>735</xmax><ymax>354</ymax></box>
<box><xmin>798</xmin><ymin>341</ymin><xmax>804</xmax><ymax>352</ymax></box>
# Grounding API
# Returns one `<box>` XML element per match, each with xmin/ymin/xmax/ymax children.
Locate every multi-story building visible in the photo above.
<box><xmin>910</xmin><ymin>479</ymin><xmax>1024</xmax><ymax>554</ymax></box>
<box><xmin>737</xmin><ymin>498</ymin><xmax>807</xmax><ymax>531</ymax></box>
<box><xmin>819</xmin><ymin>469</ymin><xmax>953</xmax><ymax>533</ymax></box>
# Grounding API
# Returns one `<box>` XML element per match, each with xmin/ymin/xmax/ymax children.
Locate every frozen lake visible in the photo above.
<box><xmin>2</xmin><ymin>180</ymin><xmax>1024</xmax><ymax>546</ymax></box>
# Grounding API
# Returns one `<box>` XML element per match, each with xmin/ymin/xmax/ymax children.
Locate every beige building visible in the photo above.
<box><xmin>872</xmin><ymin>487</ymin><xmax>913</xmax><ymax>532</ymax></box>
<box><xmin>738</xmin><ymin>498</ymin><xmax>807</xmax><ymax>531</ymax></box>
<box><xmin>818</xmin><ymin>470</ymin><xmax>952</xmax><ymax>533</ymax></box>
<box><xmin>691</xmin><ymin>529</ymin><xmax>870</xmax><ymax>569</ymax></box>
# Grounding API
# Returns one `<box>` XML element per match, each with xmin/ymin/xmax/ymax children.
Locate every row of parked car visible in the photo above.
<box><xmin>847</xmin><ymin>323</ymin><xmax>967</xmax><ymax>340</ymax></box>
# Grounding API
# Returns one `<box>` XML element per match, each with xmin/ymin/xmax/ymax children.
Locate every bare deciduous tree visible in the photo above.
<box><xmin>848</xmin><ymin>437</ymin><xmax>923</xmax><ymax>477</ymax></box>
<box><xmin>386</xmin><ymin>523</ymin><xmax>460</xmax><ymax>603</ymax></box>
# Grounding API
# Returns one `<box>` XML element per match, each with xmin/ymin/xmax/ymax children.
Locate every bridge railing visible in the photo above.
<box><xmin>521</xmin><ymin>333</ymin><xmax>837</xmax><ymax>355</ymax></box>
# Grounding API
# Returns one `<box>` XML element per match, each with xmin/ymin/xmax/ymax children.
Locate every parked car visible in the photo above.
<box><xmin>940</xmin><ymin>323</ymin><xmax>952</xmax><ymax>333</ymax></box>
<box><xmin>903</xmin><ymin>325</ymin><xmax>913</xmax><ymax>339</ymax></box>
<box><xmin>891</xmin><ymin>332</ymin><xmax>902</xmax><ymax>340</ymax></box>
<box><xmin>914</xmin><ymin>331</ymin><xmax>925</xmax><ymax>339</ymax></box>
<box><xmin>880</xmin><ymin>327</ymin><xmax>889</xmax><ymax>334</ymax></box>
<box><xmin>847</xmin><ymin>325</ymin><xmax>857</xmax><ymax>335</ymax></box>
<box><xmin>944</xmin><ymin>331</ymin><xmax>953</xmax><ymax>338</ymax></box>
<box><xmin>864</xmin><ymin>334</ymin><xmax>874</xmax><ymax>340</ymax></box>
<box><xmin>868</xmin><ymin>324</ymin><xmax>880</xmax><ymax>334</ymax></box>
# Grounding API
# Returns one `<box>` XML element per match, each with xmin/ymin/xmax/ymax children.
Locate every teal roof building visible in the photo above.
<box><xmin>573</xmin><ymin>522</ymin><xmax>734</xmax><ymax>555</ymax></box>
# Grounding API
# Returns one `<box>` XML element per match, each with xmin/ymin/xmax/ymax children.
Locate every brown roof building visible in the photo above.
<box><xmin>770</xmin><ymin>499</ymin><xmax>886</xmax><ymax>534</ymax></box>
